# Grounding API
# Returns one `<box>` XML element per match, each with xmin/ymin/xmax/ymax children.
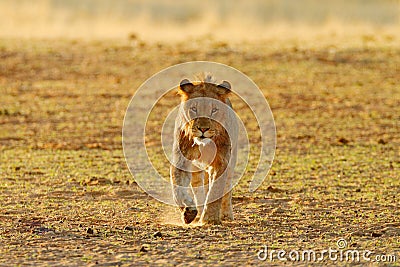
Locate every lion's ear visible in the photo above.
<box><xmin>216</xmin><ymin>81</ymin><xmax>231</xmax><ymax>95</ymax></box>
<box><xmin>179</xmin><ymin>79</ymin><xmax>194</xmax><ymax>94</ymax></box>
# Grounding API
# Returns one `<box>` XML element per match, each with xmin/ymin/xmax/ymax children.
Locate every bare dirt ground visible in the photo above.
<box><xmin>0</xmin><ymin>37</ymin><xmax>399</xmax><ymax>266</ymax></box>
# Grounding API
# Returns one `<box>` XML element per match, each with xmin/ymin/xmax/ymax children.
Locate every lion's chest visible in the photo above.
<box><xmin>191</xmin><ymin>138</ymin><xmax>217</xmax><ymax>171</ymax></box>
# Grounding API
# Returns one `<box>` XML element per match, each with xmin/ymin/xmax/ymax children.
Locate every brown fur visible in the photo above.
<box><xmin>170</xmin><ymin>76</ymin><xmax>238</xmax><ymax>225</ymax></box>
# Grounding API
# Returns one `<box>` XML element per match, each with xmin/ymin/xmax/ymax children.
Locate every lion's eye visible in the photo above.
<box><xmin>190</xmin><ymin>107</ymin><xmax>197</xmax><ymax>113</ymax></box>
<box><xmin>211</xmin><ymin>108</ymin><xmax>218</xmax><ymax>114</ymax></box>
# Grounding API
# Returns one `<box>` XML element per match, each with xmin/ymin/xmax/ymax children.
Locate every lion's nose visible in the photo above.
<box><xmin>198</xmin><ymin>127</ymin><xmax>210</xmax><ymax>133</ymax></box>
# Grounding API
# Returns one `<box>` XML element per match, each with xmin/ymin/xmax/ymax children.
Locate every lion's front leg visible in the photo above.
<box><xmin>200</xmin><ymin>169</ymin><xmax>227</xmax><ymax>225</ymax></box>
<box><xmin>201</xmin><ymin>199</ymin><xmax>222</xmax><ymax>225</ymax></box>
<box><xmin>221</xmin><ymin>167</ymin><xmax>234</xmax><ymax>220</ymax></box>
<box><xmin>221</xmin><ymin>190</ymin><xmax>233</xmax><ymax>220</ymax></box>
<box><xmin>170</xmin><ymin>165</ymin><xmax>197</xmax><ymax>224</ymax></box>
<box><xmin>191</xmin><ymin>171</ymin><xmax>207</xmax><ymax>218</ymax></box>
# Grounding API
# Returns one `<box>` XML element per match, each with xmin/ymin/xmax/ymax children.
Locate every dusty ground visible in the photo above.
<box><xmin>0</xmin><ymin>37</ymin><xmax>399</xmax><ymax>266</ymax></box>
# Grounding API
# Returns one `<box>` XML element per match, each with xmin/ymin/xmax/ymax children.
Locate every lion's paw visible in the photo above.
<box><xmin>200</xmin><ymin>213</ymin><xmax>222</xmax><ymax>225</ymax></box>
<box><xmin>221</xmin><ymin>212</ymin><xmax>234</xmax><ymax>221</ymax></box>
<box><xmin>200</xmin><ymin>218</ymin><xmax>222</xmax><ymax>225</ymax></box>
<box><xmin>183</xmin><ymin>207</ymin><xmax>198</xmax><ymax>224</ymax></box>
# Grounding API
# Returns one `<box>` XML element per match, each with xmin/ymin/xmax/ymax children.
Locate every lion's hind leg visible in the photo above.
<box><xmin>171</xmin><ymin>166</ymin><xmax>197</xmax><ymax>224</ymax></box>
<box><xmin>221</xmin><ymin>190</ymin><xmax>234</xmax><ymax>220</ymax></box>
<box><xmin>221</xmin><ymin>169</ymin><xmax>234</xmax><ymax>221</ymax></box>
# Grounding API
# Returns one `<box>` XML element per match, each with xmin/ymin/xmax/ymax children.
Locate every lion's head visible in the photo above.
<box><xmin>177</xmin><ymin>77</ymin><xmax>232</xmax><ymax>143</ymax></box>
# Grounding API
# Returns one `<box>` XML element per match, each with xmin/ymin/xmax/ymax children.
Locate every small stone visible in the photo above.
<box><xmin>139</xmin><ymin>245</ymin><xmax>148</xmax><ymax>252</ymax></box>
<box><xmin>124</xmin><ymin>226</ymin><xmax>133</xmax><ymax>231</ymax></box>
<box><xmin>86</xmin><ymin>227</ymin><xmax>94</xmax><ymax>234</ymax></box>
<box><xmin>153</xmin><ymin>231</ymin><xmax>162</xmax><ymax>238</ymax></box>
<box><xmin>337</xmin><ymin>137</ymin><xmax>349</xmax><ymax>145</ymax></box>
<box><xmin>378</xmin><ymin>139</ymin><xmax>387</xmax><ymax>145</ymax></box>
<box><xmin>371</xmin><ymin>232</ymin><xmax>383</xmax><ymax>237</ymax></box>
<box><xmin>266</xmin><ymin>185</ymin><xmax>283</xmax><ymax>193</ymax></box>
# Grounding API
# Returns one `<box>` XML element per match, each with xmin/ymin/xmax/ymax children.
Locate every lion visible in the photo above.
<box><xmin>170</xmin><ymin>74</ymin><xmax>238</xmax><ymax>225</ymax></box>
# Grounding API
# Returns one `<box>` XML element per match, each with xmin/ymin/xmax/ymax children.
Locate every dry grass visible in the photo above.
<box><xmin>0</xmin><ymin>36</ymin><xmax>399</xmax><ymax>266</ymax></box>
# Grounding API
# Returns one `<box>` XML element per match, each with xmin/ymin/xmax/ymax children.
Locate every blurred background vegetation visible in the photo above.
<box><xmin>1</xmin><ymin>0</ymin><xmax>399</xmax><ymax>41</ymax></box>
